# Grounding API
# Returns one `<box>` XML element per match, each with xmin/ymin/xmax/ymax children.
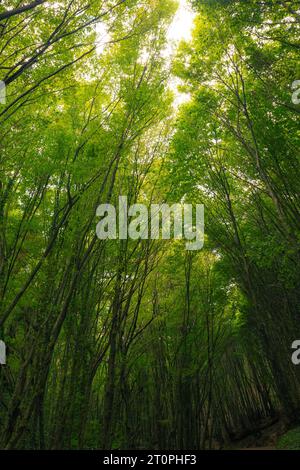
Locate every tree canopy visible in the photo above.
<box><xmin>0</xmin><ymin>0</ymin><xmax>300</xmax><ymax>450</ymax></box>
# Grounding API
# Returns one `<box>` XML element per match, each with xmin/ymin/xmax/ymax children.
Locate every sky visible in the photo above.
<box><xmin>167</xmin><ymin>0</ymin><xmax>196</xmax><ymax>107</ymax></box>
<box><xmin>95</xmin><ymin>0</ymin><xmax>196</xmax><ymax>106</ymax></box>
<box><xmin>167</xmin><ymin>0</ymin><xmax>195</xmax><ymax>43</ymax></box>
<box><xmin>96</xmin><ymin>0</ymin><xmax>195</xmax><ymax>54</ymax></box>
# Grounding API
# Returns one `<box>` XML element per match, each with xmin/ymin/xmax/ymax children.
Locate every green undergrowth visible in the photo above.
<box><xmin>276</xmin><ymin>427</ymin><xmax>300</xmax><ymax>450</ymax></box>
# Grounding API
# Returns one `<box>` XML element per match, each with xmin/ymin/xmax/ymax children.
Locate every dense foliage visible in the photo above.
<box><xmin>0</xmin><ymin>0</ymin><xmax>299</xmax><ymax>449</ymax></box>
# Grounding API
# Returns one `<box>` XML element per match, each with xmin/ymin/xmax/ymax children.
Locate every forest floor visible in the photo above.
<box><xmin>231</xmin><ymin>419</ymin><xmax>287</xmax><ymax>450</ymax></box>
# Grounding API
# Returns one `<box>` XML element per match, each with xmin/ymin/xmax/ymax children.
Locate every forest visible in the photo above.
<box><xmin>0</xmin><ymin>0</ymin><xmax>300</xmax><ymax>451</ymax></box>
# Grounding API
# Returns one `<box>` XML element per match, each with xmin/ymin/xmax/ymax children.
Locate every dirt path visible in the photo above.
<box><xmin>232</xmin><ymin>419</ymin><xmax>287</xmax><ymax>450</ymax></box>
<box><xmin>241</xmin><ymin>446</ymin><xmax>276</xmax><ymax>450</ymax></box>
